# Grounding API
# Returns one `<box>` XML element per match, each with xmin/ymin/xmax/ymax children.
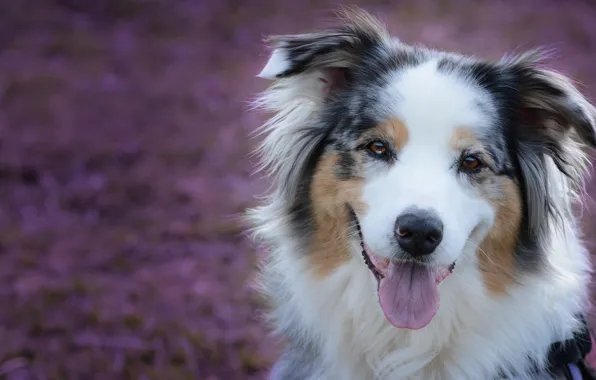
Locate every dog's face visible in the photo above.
<box><xmin>255</xmin><ymin>9</ymin><xmax>596</xmax><ymax>329</ymax></box>
<box><xmin>353</xmin><ymin>61</ymin><xmax>500</xmax><ymax>271</ymax></box>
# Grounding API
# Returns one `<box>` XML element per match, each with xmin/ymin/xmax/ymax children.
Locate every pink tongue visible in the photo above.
<box><xmin>378</xmin><ymin>261</ymin><xmax>439</xmax><ymax>330</ymax></box>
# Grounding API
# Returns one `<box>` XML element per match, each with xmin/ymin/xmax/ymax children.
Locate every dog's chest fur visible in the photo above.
<box><xmin>264</xmin><ymin>226</ymin><xmax>590</xmax><ymax>380</ymax></box>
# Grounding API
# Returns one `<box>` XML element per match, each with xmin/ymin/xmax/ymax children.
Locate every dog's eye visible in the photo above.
<box><xmin>366</xmin><ymin>141</ymin><xmax>388</xmax><ymax>157</ymax></box>
<box><xmin>460</xmin><ymin>155</ymin><xmax>483</xmax><ymax>172</ymax></box>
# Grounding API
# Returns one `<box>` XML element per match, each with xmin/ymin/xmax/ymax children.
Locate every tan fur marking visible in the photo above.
<box><xmin>450</xmin><ymin>127</ymin><xmax>476</xmax><ymax>149</ymax></box>
<box><xmin>376</xmin><ymin>118</ymin><xmax>409</xmax><ymax>150</ymax></box>
<box><xmin>310</xmin><ymin>154</ymin><xmax>366</xmax><ymax>277</ymax></box>
<box><xmin>450</xmin><ymin>126</ymin><xmax>486</xmax><ymax>152</ymax></box>
<box><xmin>451</xmin><ymin>127</ymin><xmax>497</xmax><ymax>167</ymax></box>
<box><xmin>452</xmin><ymin>128</ymin><xmax>520</xmax><ymax>292</ymax></box>
<box><xmin>477</xmin><ymin>178</ymin><xmax>522</xmax><ymax>293</ymax></box>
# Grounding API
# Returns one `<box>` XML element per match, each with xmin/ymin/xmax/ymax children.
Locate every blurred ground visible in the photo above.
<box><xmin>1</xmin><ymin>1</ymin><xmax>596</xmax><ymax>379</ymax></box>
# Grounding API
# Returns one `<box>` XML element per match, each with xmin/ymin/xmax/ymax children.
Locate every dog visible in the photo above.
<box><xmin>248</xmin><ymin>8</ymin><xmax>596</xmax><ymax>380</ymax></box>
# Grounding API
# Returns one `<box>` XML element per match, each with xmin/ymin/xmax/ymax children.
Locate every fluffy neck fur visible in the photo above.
<box><xmin>251</xmin><ymin>159</ymin><xmax>591</xmax><ymax>380</ymax></box>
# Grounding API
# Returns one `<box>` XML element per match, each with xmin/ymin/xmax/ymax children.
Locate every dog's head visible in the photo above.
<box><xmin>252</xmin><ymin>9</ymin><xmax>596</xmax><ymax>329</ymax></box>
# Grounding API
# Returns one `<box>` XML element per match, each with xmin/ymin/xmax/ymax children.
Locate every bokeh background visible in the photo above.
<box><xmin>1</xmin><ymin>0</ymin><xmax>596</xmax><ymax>379</ymax></box>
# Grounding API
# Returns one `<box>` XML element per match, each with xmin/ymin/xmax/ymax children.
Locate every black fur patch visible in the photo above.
<box><xmin>335</xmin><ymin>152</ymin><xmax>356</xmax><ymax>180</ymax></box>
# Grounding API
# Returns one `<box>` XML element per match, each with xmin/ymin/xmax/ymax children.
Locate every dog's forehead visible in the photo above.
<box><xmin>339</xmin><ymin>58</ymin><xmax>498</xmax><ymax>151</ymax></box>
<box><xmin>384</xmin><ymin>60</ymin><xmax>494</xmax><ymax>141</ymax></box>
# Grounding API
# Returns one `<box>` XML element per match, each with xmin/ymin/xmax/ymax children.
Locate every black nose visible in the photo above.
<box><xmin>395</xmin><ymin>210</ymin><xmax>443</xmax><ymax>257</ymax></box>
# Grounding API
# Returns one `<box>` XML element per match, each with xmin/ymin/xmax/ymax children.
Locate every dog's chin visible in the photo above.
<box><xmin>362</xmin><ymin>243</ymin><xmax>455</xmax><ymax>330</ymax></box>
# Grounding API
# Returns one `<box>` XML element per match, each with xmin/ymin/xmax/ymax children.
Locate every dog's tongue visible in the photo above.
<box><xmin>378</xmin><ymin>261</ymin><xmax>439</xmax><ymax>330</ymax></box>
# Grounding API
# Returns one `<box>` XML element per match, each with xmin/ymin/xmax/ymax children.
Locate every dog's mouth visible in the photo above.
<box><xmin>350</xmin><ymin>208</ymin><xmax>455</xmax><ymax>330</ymax></box>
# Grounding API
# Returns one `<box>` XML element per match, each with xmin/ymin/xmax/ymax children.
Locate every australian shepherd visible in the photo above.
<box><xmin>248</xmin><ymin>8</ymin><xmax>596</xmax><ymax>380</ymax></box>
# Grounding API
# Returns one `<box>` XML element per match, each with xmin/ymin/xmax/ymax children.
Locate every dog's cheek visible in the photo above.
<box><xmin>309</xmin><ymin>154</ymin><xmax>367</xmax><ymax>277</ymax></box>
<box><xmin>476</xmin><ymin>176</ymin><xmax>522</xmax><ymax>293</ymax></box>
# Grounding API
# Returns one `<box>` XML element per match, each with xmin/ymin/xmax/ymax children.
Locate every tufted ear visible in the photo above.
<box><xmin>257</xmin><ymin>8</ymin><xmax>389</xmax><ymax>96</ymax></box>
<box><xmin>503</xmin><ymin>55</ymin><xmax>596</xmax><ymax>246</ymax></box>
<box><xmin>509</xmin><ymin>58</ymin><xmax>596</xmax><ymax>194</ymax></box>
<box><xmin>513</xmin><ymin>62</ymin><xmax>596</xmax><ymax>153</ymax></box>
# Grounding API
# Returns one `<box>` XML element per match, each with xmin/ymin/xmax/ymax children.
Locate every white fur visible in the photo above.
<box><xmin>258</xmin><ymin>47</ymin><xmax>290</xmax><ymax>79</ymax></box>
<box><xmin>263</xmin><ymin>219</ymin><xmax>590</xmax><ymax>380</ymax></box>
<box><xmin>250</xmin><ymin>44</ymin><xmax>593</xmax><ymax>380</ymax></box>
<box><xmin>361</xmin><ymin>60</ymin><xmax>496</xmax><ymax>268</ymax></box>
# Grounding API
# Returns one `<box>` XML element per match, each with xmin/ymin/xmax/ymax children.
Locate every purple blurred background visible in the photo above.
<box><xmin>1</xmin><ymin>1</ymin><xmax>596</xmax><ymax>379</ymax></box>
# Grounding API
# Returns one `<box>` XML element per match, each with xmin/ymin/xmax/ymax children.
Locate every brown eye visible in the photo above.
<box><xmin>460</xmin><ymin>155</ymin><xmax>483</xmax><ymax>172</ymax></box>
<box><xmin>367</xmin><ymin>141</ymin><xmax>388</xmax><ymax>156</ymax></box>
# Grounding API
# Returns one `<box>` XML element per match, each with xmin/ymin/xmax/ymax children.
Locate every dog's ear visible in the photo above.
<box><xmin>512</xmin><ymin>60</ymin><xmax>596</xmax><ymax>153</ymax></box>
<box><xmin>257</xmin><ymin>8</ymin><xmax>389</xmax><ymax>95</ymax></box>
<box><xmin>503</xmin><ymin>55</ymin><xmax>596</xmax><ymax>244</ymax></box>
<box><xmin>510</xmin><ymin>57</ymin><xmax>596</xmax><ymax>188</ymax></box>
